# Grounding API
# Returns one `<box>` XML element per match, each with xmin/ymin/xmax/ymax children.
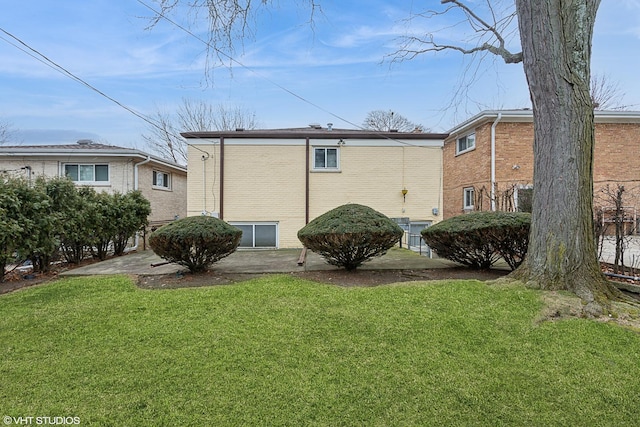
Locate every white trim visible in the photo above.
<box><xmin>0</xmin><ymin>149</ymin><xmax>186</xmax><ymax>173</ymax></box>
<box><xmin>455</xmin><ymin>133</ymin><xmax>476</xmax><ymax>155</ymax></box>
<box><xmin>490</xmin><ymin>113</ymin><xmax>502</xmax><ymax>211</ymax></box>
<box><xmin>152</xmin><ymin>170</ymin><xmax>172</xmax><ymax>190</ymax></box>
<box><xmin>463</xmin><ymin>187</ymin><xmax>475</xmax><ymax>210</ymax></box>
<box><xmin>186</xmin><ymin>137</ymin><xmax>444</xmax><ymax>148</ymax></box>
<box><xmin>312</xmin><ymin>146</ymin><xmax>340</xmax><ymax>171</ymax></box>
<box><xmin>63</xmin><ymin>163</ymin><xmax>110</xmax><ymax>185</ymax></box>
<box><xmin>447</xmin><ymin>109</ymin><xmax>640</xmax><ymax>139</ymax></box>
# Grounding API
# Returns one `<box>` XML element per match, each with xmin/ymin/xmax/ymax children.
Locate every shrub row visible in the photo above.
<box><xmin>150</xmin><ymin>204</ymin><xmax>403</xmax><ymax>272</ymax></box>
<box><xmin>0</xmin><ymin>176</ymin><xmax>150</xmax><ymax>281</ymax></box>
<box><xmin>421</xmin><ymin>211</ymin><xmax>531</xmax><ymax>270</ymax></box>
<box><xmin>149</xmin><ymin>205</ymin><xmax>530</xmax><ymax>274</ymax></box>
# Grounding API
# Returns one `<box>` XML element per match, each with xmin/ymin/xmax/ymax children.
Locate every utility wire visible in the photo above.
<box><xmin>0</xmin><ymin>27</ymin><xmax>209</xmax><ymax>157</ymax></box>
<box><xmin>136</xmin><ymin>0</ymin><xmax>430</xmax><ymax>147</ymax></box>
<box><xmin>2</xmin><ymin>5</ymin><xmax>432</xmax><ymax>150</ymax></box>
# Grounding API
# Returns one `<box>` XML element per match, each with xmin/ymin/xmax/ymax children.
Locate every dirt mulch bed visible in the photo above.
<box><xmin>137</xmin><ymin>267</ymin><xmax>510</xmax><ymax>289</ymax></box>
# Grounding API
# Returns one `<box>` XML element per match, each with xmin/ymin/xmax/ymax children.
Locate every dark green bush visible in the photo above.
<box><xmin>421</xmin><ymin>211</ymin><xmax>530</xmax><ymax>270</ymax></box>
<box><xmin>298</xmin><ymin>204</ymin><xmax>403</xmax><ymax>271</ymax></box>
<box><xmin>149</xmin><ymin>216</ymin><xmax>242</xmax><ymax>273</ymax></box>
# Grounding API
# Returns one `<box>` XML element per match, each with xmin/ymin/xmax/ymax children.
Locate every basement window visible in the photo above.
<box><xmin>230</xmin><ymin>222</ymin><xmax>278</xmax><ymax>248</ymax></box>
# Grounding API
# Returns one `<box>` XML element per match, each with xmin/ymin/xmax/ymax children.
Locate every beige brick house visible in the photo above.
<box><xmin>183</xmin><ymin>125</ymin><xmax>446</xmax><ymax>248</ymax></box>
<box><xmin>443</xmin><ymin>110</ymin><xmax>640</xmax><ymax>225</ymax></box>
<box><xmin>0</xmin><ymin>141</ymin><xmax>187</xmax><ymax>224</ymax></box>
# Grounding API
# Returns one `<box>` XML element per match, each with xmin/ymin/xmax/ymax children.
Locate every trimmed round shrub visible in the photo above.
<box><xmin>149</xmin><ymin>216</ymin><xmax>242</xmax><ymax>273</ymax></box>
<box><xmin>421</xmin><ymin>211</ymin><xmax>530</xmax><ymax>270</ymax></box>
<box><xmin>298</xmin><ymin>204</ymin><xmax>404</xmax><ymax>271</ymax></box>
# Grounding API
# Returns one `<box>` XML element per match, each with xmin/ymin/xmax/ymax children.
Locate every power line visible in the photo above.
<box><xmin>2</xmin><ymin>5</ymin><xmax>430</xmax><ymax>150</ymax></box>
<box><xmin>135</xmin><ymin>0</ymin><xmax>428</xmax><ymax>147</ymax></box>
<box><xmin>0</xmin><ymin>27</ymin><xmax>209</xmax><ymax>156</ymax></box>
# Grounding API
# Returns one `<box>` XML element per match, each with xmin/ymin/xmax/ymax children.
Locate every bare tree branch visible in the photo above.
<box><xmin>362</xmin><ymin>110</ymin><xmax>426</xmax><ymax>132</ymax></box>
<box><xmin>144</xmin><ymin>0</ymin><xmax>321</xmax><ymax>81</ymax></box>
<box><xmin>391</xmin><ymin>0</ymin><xmax>522</xmax><ymax>65</ymax></box>
<box><xmin>142</xmin><ymin>99</ymin><xmax>259</xmax><ymax>165</ymax></box>
<box><xmin>0</xmin><ymin>119</ymin><xmax>15</xmax><ymax>145</ymax></box>
<box><xmin>591</xmin><ymin>73</ymin><xmax>635</xmax><ymax>110</ymax></box>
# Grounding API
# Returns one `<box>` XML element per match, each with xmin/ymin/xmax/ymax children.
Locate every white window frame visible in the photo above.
<box><xmin>152</xmin><ymin>170</ymin><xmax>171</xmax><ymax>190</ymax></box>
<box><xmin>312</xmin><ymin>147</ymin><xmax>340</xmax><ymax>171</ymax></box>
<box><xmin>229</xmin><ymin>222</ymin><xmax>279</xmax><ymax>249</ymax></box>
<box><xmin>463</xmin><ymin>187</ymin><xmax>475</xmax><ymax>210</ymax></box>
<box><xmin>63</xmin><ymin>163</ymin><xmax>110</xmax><ymax>185</ymax></box>
<box><xmin>456</xmin><ymin>132</ymin><xmax>476</xmax><ymax>155</ymax></box>
<box><xmin>409</xmin><ymin>221</ymin><xmax>432</xmax><ymax>249</ymax></box>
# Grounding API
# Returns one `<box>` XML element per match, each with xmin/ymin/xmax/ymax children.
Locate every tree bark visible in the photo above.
<box><xmin>512</xmin><ymin>0</ymin><xmax>621</xmax><ymax>314</ymax></box>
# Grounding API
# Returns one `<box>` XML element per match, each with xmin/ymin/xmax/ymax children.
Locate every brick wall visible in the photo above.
<box><xmin>443</xmin><ymin>122</ymin><xmax>493</xmax><ymax>218</ymax></box>
<box><xmin>188</xmin><ymin>142</ymin><xmax>443</xmax><ymax>248</ymax></box>
<box><xmin>594</xmin><ymin>122</ymin><xmax>640</xmax><ymax>213</ymax></box>
<box><xmin>138</xmin><ymin>163</ymin><xmax>187</xmax><ymax>223</ymax></box>
<box><xmin>443</xmin><ymin>119</ymin><xmax>640</xmax><ymax>219</ymax></box>
<box><xmin>0</xmin><ymin>155</ymin><xmax>186</xmax><ymax>224</ymax></box>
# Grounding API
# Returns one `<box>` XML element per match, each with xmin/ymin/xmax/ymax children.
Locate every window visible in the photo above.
<box><xmin>230</xmin><ymin>222</ymin><xmax>278</xmax><ymax>248</ymax></box>
<box><xmin>313</xmin><ymin>147</ymin><xmax>339</xmax><ymax>170</ymax></box>
<box><xmin>463</xmin><ymin>187</ymin><xmax>475</xmax><ymax>210</ymax></box>
<box><xmin>456</xmin><ymin>133</ymin><xmax>476</xmax><ymax>154</ymax></box>
<box><xmin>64</xmin><ymin>164</ymin><xmax>109</xmax><ymax>183</ymax></box>
<box><xmin>409</xmin><ymin>221</ymin><xmax>432</xmax><ymax>249</ymax></box>
<box><xmin>153</xmin><ymin>170</ymin><xmax>171</xmax><ymax>189</ymax></box>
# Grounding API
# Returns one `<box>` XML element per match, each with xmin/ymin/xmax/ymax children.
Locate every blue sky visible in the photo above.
<box><xmin>1</xmin><ymin>1</ymin><xmax>639</xmax><ymax>152</ymax></box>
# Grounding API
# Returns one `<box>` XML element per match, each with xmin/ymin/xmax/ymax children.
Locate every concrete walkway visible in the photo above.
<box><xmin>59</xmin><ymin>248</ymin><xmax>458</xmax><ymax>277</ymax></box>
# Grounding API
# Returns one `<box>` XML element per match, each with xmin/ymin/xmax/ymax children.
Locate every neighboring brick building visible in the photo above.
<box><xmin>0</xmin><ymin>141</ymin><xmax>187</xmax><ymax>224</ymax></box>
<box><xmin>443</xmin><ymin>110</ymin><xmax>640</xmax><ymax>227</ymax></box>
<box><xmin>184</xmin><ymin>125</ymin><xmax>447</xmax><ymax>248</ymax></box>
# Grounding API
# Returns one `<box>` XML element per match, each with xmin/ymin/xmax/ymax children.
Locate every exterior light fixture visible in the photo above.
<box><xmin>401</xmin><ymin>188</ymin><xmax>408</xmax><ymax>202</ymax></box>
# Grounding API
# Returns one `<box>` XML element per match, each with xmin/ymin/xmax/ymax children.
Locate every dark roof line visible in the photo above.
<box><xmin>0</xmin><ymin>143</ymin><xmax>187</xmax><ymax>171</ymax></box>
<box><xmin>182</xmin><ymin>128</ymin><xmax>449</xmax><ymax>140</ymax></box>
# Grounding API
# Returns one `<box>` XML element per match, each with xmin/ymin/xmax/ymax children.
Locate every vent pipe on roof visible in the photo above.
<box><xmin>77</xmin><ymin>139</ymin><xmax>93</xmax><ymax>145</ymax></box>
<box><xmin>327</xmin><ymin>123</ymin><xmax>333</xmax><ymax>131</ymax></box>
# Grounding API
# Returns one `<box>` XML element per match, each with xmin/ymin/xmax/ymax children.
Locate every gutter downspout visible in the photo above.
<box><xmin>134</xmin><ymin>156</ymin><xmax>151</xmax><ymax>191</ymax></box>
<box><xmin>129</xmin><ymin>156</ymin><xmax>152</xmax><ymax>252</ymax></box>
<box><xmin>202</xmin><ymin>152</ymin><xmax>208</xmax><ymax>215</ymax></box>
<box><xmin>305</xmin><ymin>137</ymin><xmax>310</xmax><ymax>225</ymax></box>
<box><xmin>220</xmin><ymin>137</ymin><xmax>224</xmax><ymax>220</ymax></box>
<box><xmin>490</xmin><ymin>113</ymin><xmax>502</xmax><ymax>211</ymax></box>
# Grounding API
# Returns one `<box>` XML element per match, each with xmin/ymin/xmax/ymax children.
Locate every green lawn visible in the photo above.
<box><xmin>1</xmin><ymin>275</ymin><xmax>640</xmax><ymax>426</ymax></box>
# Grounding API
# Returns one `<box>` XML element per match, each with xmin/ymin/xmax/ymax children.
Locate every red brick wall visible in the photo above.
<box><xmin>443</xmin><ymin>120</ymin><xmax>640</xmax><ymax>219</ymax></box>
<box><xmin>443</xmin><ymin>123</ymin><xmax>492</xmax><ymax>218</ymax></box>
<box><xmin>594</xmin><ymin>123</ymin><xmax>640</xmax><ymax>213</ymax></box>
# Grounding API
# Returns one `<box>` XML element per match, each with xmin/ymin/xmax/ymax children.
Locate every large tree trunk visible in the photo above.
<box><xmin>512</xmin><ymin>0</ymin><xmax>621</xmax><ymax>314</ymax></box>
